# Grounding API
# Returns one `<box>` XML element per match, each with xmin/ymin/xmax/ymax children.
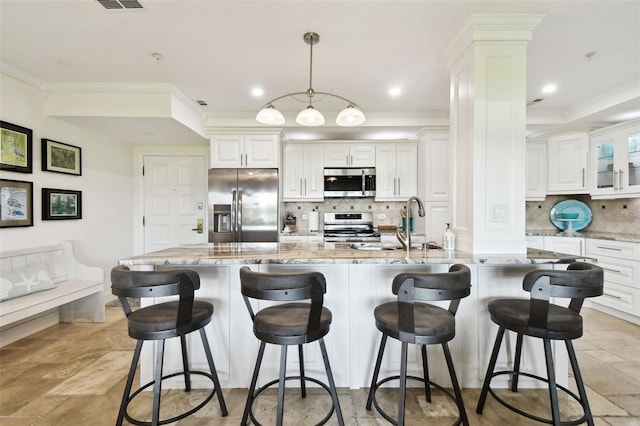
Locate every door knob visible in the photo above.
<box><xmin>192</xmin><ymin>218</ymin><xmax>203</xmax><ymax>233</ymax></box>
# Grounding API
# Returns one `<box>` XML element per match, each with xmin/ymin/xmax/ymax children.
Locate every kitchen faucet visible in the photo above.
<box><xmin>396</xmin><ymin>196</ymin><xmax>425</xmax><ymax>252</ymax></box>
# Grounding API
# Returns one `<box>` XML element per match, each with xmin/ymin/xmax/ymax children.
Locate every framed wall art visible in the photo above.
<box><xmin>42</xmin><ymin>139</ymin><xmax>82</xmax><ymax>176</ymax></box>
<box><xmin>0</xmin><ymin>179</ymin><xmax>34</xmax><ymax>228</ymax></box>
<box><xmin>0</xmin><ymin>121</ymin><xmax>33</xmax><ymax>174</ymax></box>
<box><xmin>42</xmin><ymin>188</ymin><xmax>82</xmax><ymax>220</ymax></box>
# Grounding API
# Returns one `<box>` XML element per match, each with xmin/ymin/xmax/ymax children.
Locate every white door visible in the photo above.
<box><xmin>144</xmin><ymin>155</ymin><xmax>207</xmax><ymax>253</ymax></box>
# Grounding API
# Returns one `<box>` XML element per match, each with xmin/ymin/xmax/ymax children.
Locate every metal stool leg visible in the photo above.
<box><xmin>152</xmin><ymin>339</ymin><xmax>165</xmax><ymax>426</ymax></box>
<box><xmin>242</xmin><ymin>341</ymin><xmax>266</xmax><ymax>425</ymax></box>
<box><xmin>398</xmin><ymin>342</ymin><xmax>409</xmax><ymax>425</ymax></box>
<box><xmin>421</xmin><ymin>344</ymin><xmax>432</xmax><ymax>403</ymax></box>
<box><xmin>299</xmin><ymin>344</ymin><xmax>307</xmax><ymax>398</ymax></box>
<box><xmin>477</xmin><ymin>326</ymin><xmax>506</xmax><ymax>414</ymax></box>
<box><xmin>366</xmin><ymin>334</ymin><xmax>387</xmax><ymax>410</ymax></box>
<box><xmin>117</xmin><ymin>339</ymin><xmax>143</xmax><ymax>426</ymax></box>
<box><xmin>443</xmin><ymin>342</ymin><xmax>469</xmax><ymax>426</ymax></box>
<box><xmin>543</xmin><ymin>338</ymin><xmax>561</xmax><ymax>426</ymax></box>
<box><xmin>566</xmin><ymin>339</ymin><xmax>594</xmax><ymax>426</ymax></box>
<box><xmin>319</xmin><ymin>338</ymin><xmax>344</xmax><ymax>426</ymax></box>
<box><xmin>276</xmin><ymin>344</ymin><xmax>288</xmax><ymax>426</ymax></box>
<box><xmin>200</xmin><ymin>328</ymin><xmax>228</xmax><ymax>416</ymax></box>
<box><xmin>511</xmin><ymin>333</ymin><xmax>524</xmax><ymax>392</ymax></box>
<box><xmin>180</xmin><ymin>335</ymin><xmax>191</xmax><ymax>391</ymax></box>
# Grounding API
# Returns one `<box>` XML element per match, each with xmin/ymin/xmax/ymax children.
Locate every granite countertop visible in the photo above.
<box><xmin>526</xmin><ymin>230</ymin><xmax>640</xmax><ymax>243</ymax></box>
<box><xmin>119</xmin><ymin>242</ymin><xmax>592</xmax><ymax>266</ymax></box>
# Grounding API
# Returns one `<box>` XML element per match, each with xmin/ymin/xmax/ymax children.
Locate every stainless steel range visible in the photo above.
<box><xmin>323</xmin><ymin>212</ymin><xmax>381</xmax><ymax>242</ymax></box>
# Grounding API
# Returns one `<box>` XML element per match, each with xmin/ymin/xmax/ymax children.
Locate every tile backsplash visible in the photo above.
<box><xmin>285</xmin><ymin>196</ymin><xmax>640</xmax><ymax>235</ymax></box>
<box><xmin>526</xmin><ymin>195</ymin><xmax>640</xmax><ymax>234</ymax></box>
<box><xmin>282</xmin><ymin>199</ymin><xmax>407</xmax><ymax>232</ymax></box>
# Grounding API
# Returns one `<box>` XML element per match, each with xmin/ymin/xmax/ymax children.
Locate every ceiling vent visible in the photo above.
<box><xmin>97</xmin><ymin>0</ymin><xmax>143</xmax><ymax>9</ymax></box>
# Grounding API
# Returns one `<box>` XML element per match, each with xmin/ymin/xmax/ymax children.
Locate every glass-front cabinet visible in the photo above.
<box><xmin>590</xmin><ymin>119</ymin><xmax>640</xmax><ymax>198</ymax></box>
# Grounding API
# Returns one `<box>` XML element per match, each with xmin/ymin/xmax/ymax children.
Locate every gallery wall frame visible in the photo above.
<box><xmin>42</xmin><ymin>188</ymin><xmax>82</xmax><ymax>220</ymax></box>
<box><xmin>0</xmin><ymin>179</ymin><xmax>34</xmax><ymax>228</ymax></box>
<box><xmin>41</xmin><ymin>138</ymin><xmax>82</xmax><ymax>176</ymax></box>
<box><xmin>0</xmin><ymin>121</ymin><xmax>33</xmax><ymax>174</ymax></box>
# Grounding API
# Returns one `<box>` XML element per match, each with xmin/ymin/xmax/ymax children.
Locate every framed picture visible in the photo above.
<box><xmin>42</xmin><ymin>139</ymin><xmax>82</xmax><ymax>176</ymax></box>
<box><xmin>0</xmin><ymin>121</ymin><xmax>33</xmax><ymax>174</ymax></box>
<box><xmin>0</xmin><ymin>179</ymin><xmax>34</xmax><ymax>227</ymax></box>
<box><xmin>42</xmin><ymin>188</ymin><xmax>82</xmax><ymax>220</ymax></box>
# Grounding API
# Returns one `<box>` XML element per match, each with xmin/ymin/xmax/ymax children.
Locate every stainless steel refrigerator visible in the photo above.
<box><xmin>208</xmin><ymin>168</ymin><xmax>278</xmax><ymax>243</ymax></box>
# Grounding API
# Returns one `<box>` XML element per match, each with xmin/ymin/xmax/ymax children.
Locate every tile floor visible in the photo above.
<box><xmin>1</xmin><ymin>307</ymin><xmax>639</xmax><ymax>425</ymax></box>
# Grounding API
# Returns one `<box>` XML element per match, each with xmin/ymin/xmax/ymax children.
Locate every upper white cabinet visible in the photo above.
<box><xmin>526</xmin><ymin>141</ymin><xmax>547</xmax><ymax>201</ymax></box>
<box><xmin>281</xmin><ymin>143</ymin><xmax>324</xmax><ymax>201</ymax></box>
<box><xmin>589</xmin><ymin>119</ymin><xmax>640</xmax><ymax>199</ymax></box>
<box><xmin>324</xmin><ymin>143</ymin><xmax>375</xmax><ymax>167</ymax></box>
<box><xmin>210</xmin><ymin>134</ymin><xmax>279</xmax><ymax>168</ymax></box>
<box><xmin>547</xmin><ymin>132</ymin><xmax>589</xmax><ymax>194</ymax></box>
<box><xmin>419</xmin><ymin>132</ymin><xmax>449</xmax><ymax>202</ymax></box>
<box><xmin>375</xmin><ymin>142</ymin><xmax>418</xmax><ymax>200</ymax></box>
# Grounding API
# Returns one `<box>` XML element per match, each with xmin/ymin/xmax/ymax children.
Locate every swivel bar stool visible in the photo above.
<box><xmin>111</xmin><ymin>265</ymin><xmax>228</xmax><ymax>426</ymax></box>
<box><xmin>366</xmin><ymin>264</ymin><xmax>471</xmax><ymax>426</ymax></box>
<box><xmin>239</xmin><ymin>266</ymin><xmax>344</xmax><ymax>426</ymax></box>
<box><xmin>476</xmin><ymin>262</ymin><xmax>603</xmax><ymax>426</ymax></box>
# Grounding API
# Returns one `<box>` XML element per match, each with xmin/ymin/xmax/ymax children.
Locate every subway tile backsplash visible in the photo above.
<box><xmin>526</xmin><ymin>195</ymin><xmax>640</xmax><ymax>234</ymax></box>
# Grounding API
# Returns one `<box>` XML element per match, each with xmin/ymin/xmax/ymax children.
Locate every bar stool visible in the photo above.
<box><xmin>239</xmin><ymin>266</ymin><xmax>344</xmax><ymax>426</ymax></box>
<box><xmin>366</xmin><ymin>264</ymin><xmax>471</xmax><ymax>426</ymax></box>
<box><xmin>111</xmin><ymin>265</ymin><xmax>228</xmax><ymax>426</ymax></box>
<box><xmin>476</xmin><ymin>262</ymin><xmax>603</xmax><ymax>426</ymax></box>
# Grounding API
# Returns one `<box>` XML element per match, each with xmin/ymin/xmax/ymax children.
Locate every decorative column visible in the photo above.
<box><xmin>442</xmin><ymin>14</ymin><xmax>544</xmax><ymax>254</ymax></box>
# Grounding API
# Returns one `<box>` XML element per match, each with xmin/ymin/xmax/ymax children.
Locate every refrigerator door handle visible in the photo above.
<box><xmin>237</xmin><ymin>190</ymin><xmax>243</xmax><ymax>242</ymax></box>
<box><xmin>231</xmin><ymin>189</ymin><xmax>237</xmax><ymax>241</ymax></box>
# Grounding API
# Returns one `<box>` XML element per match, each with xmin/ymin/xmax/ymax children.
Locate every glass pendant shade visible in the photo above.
<box><xmin>336</xmin><ymin>105</ymin><xmax>366</xmax><ymax>126</ymax></box>
<box><xmin>296</xmin><ymin>105</ymin><xmax>325</xmax><ymax>126</ymax></box>
<box><xmin>256</xmin><ymin>105</ymin><xmax>285</xmax><ymax>125</ymax></box>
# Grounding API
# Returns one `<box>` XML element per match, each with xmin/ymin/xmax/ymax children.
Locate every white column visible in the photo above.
<box><xmin>442</xmin><ymin>14</ymin><xmax>544</xmax><ymax>254</ymax></box>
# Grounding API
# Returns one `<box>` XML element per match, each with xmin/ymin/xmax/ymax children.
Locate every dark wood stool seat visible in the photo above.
<box><xmin>240</xmin><ymin>266</ymin><xmax>344</xmax><ymax>426</ymax></box>
<box><xmin>366</xmin><ymin>264</ymin><xmax>472</xmax><ymax>426</ymax></box>
<box><xmin>476</xmin><ymin>262</ymin><xmax>604</xmax><ymax>426</ymax></box>
<box><xmin>111</xmin><ymin>265</ymin><xmax>228</xmax><ymax>426</ymax></box>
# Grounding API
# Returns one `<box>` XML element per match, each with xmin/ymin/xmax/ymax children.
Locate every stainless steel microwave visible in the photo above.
<box><xmin>324</xmin><ymin>168</ymin><xmax>376</xmax><ymax>198</ymax></box>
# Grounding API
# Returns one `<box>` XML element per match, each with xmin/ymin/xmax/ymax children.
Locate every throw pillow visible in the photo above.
<box><xmin>0</xmin><ymin>264</ymin><xmax>56</xmax><ymax>302</ymax></box>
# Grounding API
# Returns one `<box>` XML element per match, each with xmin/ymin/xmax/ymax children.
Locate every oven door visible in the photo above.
<box><xmin>324</xmin><ymin>168</ymin><xmax>375</xmax><ymax>197</ymax></box>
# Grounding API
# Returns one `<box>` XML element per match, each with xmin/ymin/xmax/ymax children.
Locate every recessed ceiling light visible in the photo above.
<box><xmin>252</xmin><ymin>88</ymin><xmax>264</xmax><ymax>97</ymax></box>
<box><xmin>389</xmin><ymin>86</ymin><xmax>402</xmax><ymax>97</ymax></box>
<box><xmin>542</xmin><ymin>84</ymin><xmax>557</xmax><ymax>94</ymax></box>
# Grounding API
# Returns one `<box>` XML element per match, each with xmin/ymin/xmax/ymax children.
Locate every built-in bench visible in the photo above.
<box><xmin>0</xmin><ymin>241</ymin><xmax>104</xmax><ymax>347</ymax></box>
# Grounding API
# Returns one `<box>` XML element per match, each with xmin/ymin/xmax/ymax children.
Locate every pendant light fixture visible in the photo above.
<box><xmin>256</xmin><ymin>32</ymin><xmax>366</xmax><ymax>127</ymax></box>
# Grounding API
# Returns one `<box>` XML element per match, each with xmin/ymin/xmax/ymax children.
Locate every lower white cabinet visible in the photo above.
<box><xmin>586</xmin><ymin>238</ymin><xmax>640</xmax><ymax>324</ymax></box>
<box><xmin>543</xmin><ymin>235</ymin><xmax>584</xmax><ymax>256</ymax></box>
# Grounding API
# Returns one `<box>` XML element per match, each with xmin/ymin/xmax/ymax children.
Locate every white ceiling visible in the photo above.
<box><xmin>1</xmin><ymin>0</ymin><xmax>639</xmax><ymax>145</ymax></box>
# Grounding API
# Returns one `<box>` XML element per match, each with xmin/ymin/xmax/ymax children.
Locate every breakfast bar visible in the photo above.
<box><xmin>119</xmin><ymin>242</ymin><xmax>593</xmax><ymax>390</ymax></box>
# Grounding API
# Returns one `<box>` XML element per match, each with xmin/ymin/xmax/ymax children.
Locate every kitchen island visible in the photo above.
<box><xmin>119</xmin><ymin>242</ymin><xmax>593</xmax><ymax>390</ymax></box>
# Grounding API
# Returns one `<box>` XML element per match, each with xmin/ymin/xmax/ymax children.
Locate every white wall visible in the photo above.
<box><xmin>0</xmin><ymin>73</ymin><xmax>135</xmax><ymax>300</ymax></box>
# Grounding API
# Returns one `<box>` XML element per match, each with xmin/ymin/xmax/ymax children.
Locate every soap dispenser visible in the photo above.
<box><xmin>443</xmin><ymin>223</ymin><xmax>455</xmax><ymax>251</ymax></box>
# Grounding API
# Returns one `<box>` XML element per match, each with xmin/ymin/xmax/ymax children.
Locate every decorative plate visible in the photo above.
<box><xmin>549</xmin><ymin>200</ymin><xmax>592</xmax><ymax>232</ymax></box>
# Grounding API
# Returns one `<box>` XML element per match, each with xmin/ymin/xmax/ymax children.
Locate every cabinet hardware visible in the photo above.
<box><xmin>304</xmin><ymin>178</ymin><xmax>307</xmax><ymax>196</ymax></box>
<box><xmin>393</xmin><ymin>178</ymin><xmax>397</xmax><ymax>196</ymax></box>
<box><xmin>300</xmin><ymin>178</ymin><xmax>303</xmax><ymax>196</ymax></box>
<box><xmin>613</xmin><ymin>170</ymin><xmax>619</xmax><ymax>191</ymax></box>
<box><xmin>603</xmin><ymin>292</ymin><xmax>622</xmax><ymax>300</ymax></box>
<box><xmin>619</xmin><ymin>169</ymin><xmax>624</xmax><ymax>190</ymax></box>
<box><xmin>597</xmin><ymin>246</ymin><xmax>622</xmax><ymax>251</ymax></box>
<box><xmin>582</xmin><ymin>168</ymin><xmax>585</xmax><ymax>187</ymax></box>
<box><xmin>245</xmin><ymin>153</ymin><xmax>248</xmax><ymax>166</ymax></box>
<box><xmin>398</xmin><ymin>178</ymin><xmax>401</xmax><ymax>195</ymax></box>
<box><xmin>603</xmin><ymin>267</ymin><xmax>621</xmax><ymax>274</ymax></box>
<box><xmin>350</xmin><ymin>154</ymin><xmax>353</xmax><ymax>166</ymax></box>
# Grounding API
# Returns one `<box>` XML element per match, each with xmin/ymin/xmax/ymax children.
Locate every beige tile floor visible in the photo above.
<box><xmin>1</xmin><ymin>307</ymin><xmax>639</xmax><ymax>425</ymax></box>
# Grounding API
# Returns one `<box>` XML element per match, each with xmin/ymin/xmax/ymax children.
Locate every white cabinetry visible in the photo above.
<box><xmin>589</xmin><ymin>119</ymin><xmax>640</xmax><ymax>199</ymax></box>
<box><xmin>526</xmin><ymin>141</ymin><xmax>547</xmax><ymax>201</ymax></box>
<box><xmin>324</xmin><ymin>143</ymin><xmax>375</xmax><ymax>167</ymax></box>
<box><xmin>281</xmin><ymin>143</ymin><xmax>324</xmax><ymax>201</ymax></box>
<box><xmin>375</xmin><ymin>142</ymin><xmax>418</xmax><ymax>201</ymax></box>
<box><xmin>547</xmin><ymin>132</ymin><xmax>589</xmax><ymax>194</ymax></box>
<box><xmin>418</xmin><ymin>132</ymin><xmax>450</xmax><ymax>241</ymax></box>
<box><xmin>543</xmin><ymin>235</ymin><xmax>584</xmax><ymax>256</ymax></box>
<box><xmin>586</xmin><ymin>239</ymin><xmax>640</xmax><ymax>324</ymax></box>
<box><xmin>210</xmin><ymin>134</ymin><xmax>279</xmax><ymax>168</ymax></box>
